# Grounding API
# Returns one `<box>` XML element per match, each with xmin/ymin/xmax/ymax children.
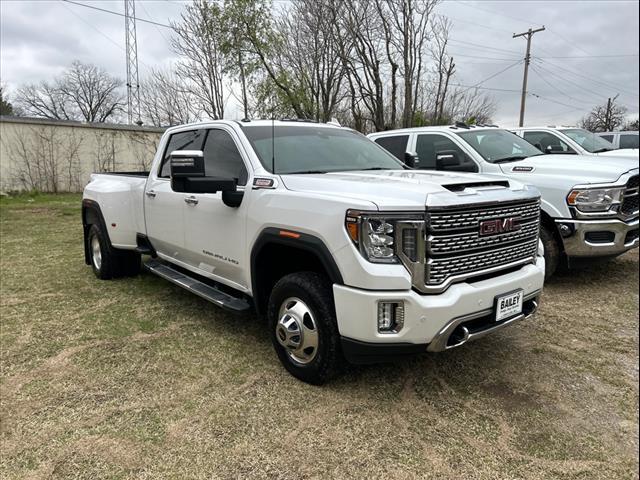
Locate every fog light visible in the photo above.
<box><xmin>377</xmin><ymin>301</ymin><xmax>404</xmax><ymax>333</ymax></box>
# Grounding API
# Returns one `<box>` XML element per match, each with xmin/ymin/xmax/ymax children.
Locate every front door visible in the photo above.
<box><xmin>182</xmin><ymin>128</ymin><xmax>250</xmax><ymax>291</ymax></box>
<box><xmin>144</xmin><ymin>128</ymin><xmax>206</xmax><ymax>262</ymax></box>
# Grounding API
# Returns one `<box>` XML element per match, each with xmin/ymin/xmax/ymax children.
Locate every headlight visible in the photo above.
<box><xmin>567</xmin><ymin>187</ymin><xmax>624</xmax><ymax>213</ymax></box>
<box><xmin>345</xmin><ymin>210</ymin><xmax>423</xmax><ymax>263</ymax></box>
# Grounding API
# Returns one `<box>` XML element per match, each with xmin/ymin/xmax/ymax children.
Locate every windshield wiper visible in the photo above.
<box><xmin>492</xmin><ymin>156</ymin><xmax>528</xmax><ymax>164</ymax></box>
<box><xmin>593</xmin><ymin>148</ymin><xmax>613</xmax><ymax>153</ymax></box>
<box><xmin>286</xmin><ymin>170</ymin><xmax>327</xmax><ymax>174</ymax></box>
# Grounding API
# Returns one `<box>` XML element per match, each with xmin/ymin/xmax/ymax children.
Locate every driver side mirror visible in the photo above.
<box><xmin>404</xmin><ymin>151</ymin><xmax>420</xmax><ymax>168</ymax></box>
<box><xmin>436</xmin><ymin>150</ymin><xmax>477</xmax><ymax>173</ymax></box>
<box><xmin>545</xmin><ymin>144</ymin><xmax>565</xmax><ymax>154</ymax></box>
<box><xmin>170</xmin><ymin>150</ymin><xmax>243</xmax><ymax>207</ymax></box>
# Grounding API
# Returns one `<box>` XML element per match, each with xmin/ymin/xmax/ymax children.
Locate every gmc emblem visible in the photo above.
<box><xmin>479</xmin><ymin>217</ymin><xmax>521</xmax><ymax>236</ymax></box>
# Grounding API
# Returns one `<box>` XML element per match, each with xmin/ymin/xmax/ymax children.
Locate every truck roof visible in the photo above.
<box><xmin>163</xmin><ymin>119</ymin><xmax>345</xmax><ymax>134</ymax></box>
<box><xmin>368</xmin><ymin>124</ymin><xmax>500</xmax><ymax>137</ymax></box>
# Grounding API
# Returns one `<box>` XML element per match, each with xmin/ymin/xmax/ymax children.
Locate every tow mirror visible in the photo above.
<box><xmin>404</xmin><ymin>151</ymin><xmax>420</xmax><ymax>168</ymax></box>
<box><xmin>170</xmin><ymin>150</ymin><xmax>241</xmax><ymax>207</ymax></box>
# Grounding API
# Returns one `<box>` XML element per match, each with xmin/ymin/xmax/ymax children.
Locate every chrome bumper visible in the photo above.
<box><xmin>427</xmin><ymin>291</ymin><xmax>540</xmax><ymax>352</ymax></box>
<box><xmin>555</xmin><ymin>218</ymin><xmax>639</xmax><ymax>257</ymax></box>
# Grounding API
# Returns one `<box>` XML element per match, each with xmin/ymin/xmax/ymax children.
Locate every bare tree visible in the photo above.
<box><xmin>579</xmin><ymin>95</ymin><xmax>628</xmax><ymax>132</ymax></box>
<box><xmin>16</xmin><ymin>61</ymin><xmax>124</xmax><ymax>123</ymax></box>
<box><xmin>429</xmin><ymin>16</ymin><xmax>455</xmax><ymax>124</ymax></box>
<box><xmin>171</xmin><ymin>0</ymin><xmax>225</xmax><ymax>119</ymax></box>
<box><xmin>140</xmin><ymin>68</ymin><xmax>197</xmax><ymax>127</ymax></box>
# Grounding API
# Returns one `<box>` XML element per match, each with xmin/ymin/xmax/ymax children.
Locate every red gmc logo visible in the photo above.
<box><xmin>479</xmin><ymin>217</ymin><xmax>521</xmax><ymax>236</ymax></box>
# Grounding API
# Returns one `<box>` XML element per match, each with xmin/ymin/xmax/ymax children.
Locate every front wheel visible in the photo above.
<box><xmin>540</xmin><ymin>224</ymin><xmax>561</xmax><ymax>278</ymax></box>
<box><xmin>267</xmin><ymin>272</ymin><xmax>342</xmax><ymax>385</ymax></box>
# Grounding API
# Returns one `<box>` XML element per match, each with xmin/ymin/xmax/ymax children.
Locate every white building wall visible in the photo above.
<box><xmin>0</xmin><ymin>116</ymin><xmax>165</xmax><ymax>192</ymax></box>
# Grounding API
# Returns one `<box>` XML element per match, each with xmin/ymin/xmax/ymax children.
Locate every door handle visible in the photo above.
<box><xmin>184</xmin><ymin>196</ymin><xmax>199</xmax><ymax>206</ymax></box>
<box><xmin>145</xmin><ymin>190</ymin><xmax>156</xmax><ymax>198</ymax></box>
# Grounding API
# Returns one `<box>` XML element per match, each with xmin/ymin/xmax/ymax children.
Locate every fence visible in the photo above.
<box><xmin>0</xmin><ymin>116</ymin><xmax>165</xmax><ymax>193</ymax></box>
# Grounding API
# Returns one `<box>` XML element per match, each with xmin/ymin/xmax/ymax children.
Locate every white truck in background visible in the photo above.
<box><xmin>510</xmin><ymin>126</ymin><xmax>639</xmax><ymax>158</ymax></box>
<box><xmin>370</xmin><ymin>125</ymin><xmax>639</xmax><ymax>277</ymax></box>
<box><xmin>82</xmin><ymin>120</ymin><xmax>545</xmax><ymax>384</ymax></box>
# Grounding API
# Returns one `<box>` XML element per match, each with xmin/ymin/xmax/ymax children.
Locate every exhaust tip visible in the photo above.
<box><xmin>447</xmin><ymin>325</ymin><xmax>470</xmax><ymax>348</ymax></box>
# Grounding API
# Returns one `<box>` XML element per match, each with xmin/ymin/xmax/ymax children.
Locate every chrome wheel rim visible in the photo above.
<box><xmin>276</xmin><ymin>297</ymin><xmax>319</xmax><ymax>364</ymax></box>
<box><xmin>91</xmin><ymin>235</ymin><xmax>102</xmax><ymax>270</ymax></box>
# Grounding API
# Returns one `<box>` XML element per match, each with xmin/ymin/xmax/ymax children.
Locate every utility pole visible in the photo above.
<box><xmin>513</xmin><ymin>26</ymin><xmax>545</xmax><ymax>127</ymax></box>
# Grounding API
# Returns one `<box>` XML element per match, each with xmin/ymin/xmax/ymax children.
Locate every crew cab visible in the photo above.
<box><xmin>369</xmin><ymin>125</ymin><xmax>639</xmax><ymax>277</ymax></box>
<box><xmin>510</xmin><ymin>126</ymin><xmax>639</xmax><ymax>158</ymax></box>
<box><xmin>83</xmin><ymin>120</ymin><xmax>545</xmax><ymax>384</ymax></box>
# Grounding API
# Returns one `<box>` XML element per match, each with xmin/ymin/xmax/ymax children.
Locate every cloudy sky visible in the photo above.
<box><xmin>1</xmin><ymin>0</ymin><xmax>638</xmax><ymax>126</ymax></box>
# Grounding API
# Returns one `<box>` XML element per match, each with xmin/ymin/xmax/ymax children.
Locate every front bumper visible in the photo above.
<box><xmin>556</xmin><ymin>217</ymin><xmax>639</xmax><ymax>257</ymax></box>
<box><xmin>333</xmin><ymin>260</ymin><xmax>545</xmax><ymax>364</ymax></box>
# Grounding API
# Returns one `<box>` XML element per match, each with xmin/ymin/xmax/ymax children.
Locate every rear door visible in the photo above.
<box><xmin>182</xmin><ymin>127</ymin><xmax>250</xmax><ymax>290</ymax></box>
<box><xmin>145</xmin><ymin>129</ymin><xmax>205</xmax><ymax>261</ymax></box>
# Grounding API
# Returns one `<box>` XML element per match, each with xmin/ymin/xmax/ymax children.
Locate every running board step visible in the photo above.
<box><xmin>144</xmin><ymin>259</ymin><xmax>251</xmax><ymax>312</ymax></box>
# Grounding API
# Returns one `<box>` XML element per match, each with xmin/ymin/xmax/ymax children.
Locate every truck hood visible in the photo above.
<box><xmin>499</xmin><ymin>154</ymin><xmax>639</xmax><ymax>184</ymax></box>
<box><xmin>281</xmin><ymin>170</ymin><xmax>525</xmax><ymax>210</ymax></box>
<box><xmin>594</xmin><ymin>149</ymin><xmax>639</xmax><ymax>158</ymax></box>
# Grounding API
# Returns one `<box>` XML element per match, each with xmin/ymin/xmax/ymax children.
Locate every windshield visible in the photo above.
<box><xmin>456</xmin><ymin>129</ymin><xmax>543</xmax><ymax>163</ymax></box>
<box><xmin>559</xmin><ymin>128</ymin><xmax>615</xmax><ymax>153</ymax></box>
<box><xmin>242</xmin><ymin>125</ymin><xmax>405</xmax><ymax>174</ymax></box>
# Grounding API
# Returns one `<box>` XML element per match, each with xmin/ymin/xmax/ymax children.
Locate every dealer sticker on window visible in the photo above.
<box><xmin>495</xmin><ymin>290</ymin><xmax>524</xmax><ymax>322</ymax></box>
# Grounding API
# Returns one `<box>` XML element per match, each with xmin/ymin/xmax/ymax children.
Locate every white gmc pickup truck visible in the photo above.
<box><xmin>370</xmin><ymin>125</ymin><xmax>639</xmax><ymax>277</ymax></box>
<box><xmin>83</xmin><ymin>120</ymin><xmax>545</xmax><ymax>384</ymax></box>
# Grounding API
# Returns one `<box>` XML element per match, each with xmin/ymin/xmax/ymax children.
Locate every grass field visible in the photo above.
<box><xmin>1</xmin><ymin>193</ymin><xmax>638</xmax><ymax>479</ymax></box>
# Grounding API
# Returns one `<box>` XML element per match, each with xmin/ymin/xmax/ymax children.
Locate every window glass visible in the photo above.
<box><xmin>159</xmin><ymin>130</ymin><xmax>206</xmax><ymax>177</ymax></box>
<box><xmin>619</xmin><ymin>134</ymin><xmax>639</xmax><ymax>149</ymax></box>
<box><xmin>374</xmin><ymin>135</ymin><xmax>409</xmax><ymax>161</ymax></box>
<box><xmin>558</xmin><ymin>128</ymin><xmax>614</xmax><ymax>153</ymax></box>
<box><xmin>242</xmin><ymin>126</ymin><xmax>403</xmax><ymax>174</ymax></box>
<box><xmin>202</xmin><ymin>129</ymin><xmax>248</xmax><ymax>185</ymax></box>
<box><xmin>416</xmin><ymin>134</ymin><xmax>478</xmax><ymax>172</ymax></box>
<box><xmin>599</xmin><ymin>134</ymin><xmax>614</xmax><ymax>143</ymax></box>
<box><xmin>523</xmin><ymin>131</ymin><xmax>573</xmax><ymax>153</ymax></box>
<box><xmin>456</xmin><ymin>129</ymin><xmax>543</xmax><ymax>163</ymax></box>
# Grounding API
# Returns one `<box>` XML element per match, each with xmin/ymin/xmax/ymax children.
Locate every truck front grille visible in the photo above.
<box><xmin>621</xmin><ymin>175</ymin><xmax>639</xmax><ymax>216</ymax></box>
<box><xmin>424</xmin><ymin>199</ymin><xmax>540</xmax><ymax>290</ymax></box>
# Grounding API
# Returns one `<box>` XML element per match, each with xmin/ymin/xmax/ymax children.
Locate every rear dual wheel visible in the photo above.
<box><xmin>88</xmin><ymin>224</ymin><xmax>141</xmax><ymax>280</ymax></box>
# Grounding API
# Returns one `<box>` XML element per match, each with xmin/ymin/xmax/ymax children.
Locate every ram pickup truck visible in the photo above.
<box><xmin>369</xmin><ymin>125</ymin><xmax>639</xmax><ymax>277</ymax></box>
<box><xmin>510</xmin><ymin>126</ymin><xmax>639</xmax><ymax>158</ymax></box>
<box><xmin>83</xmin><ymin>120</ymin><xmax>545</xmax><ymax>384</ymax></box>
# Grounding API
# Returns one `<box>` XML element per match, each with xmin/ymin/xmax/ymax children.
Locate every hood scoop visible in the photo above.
<box><xmin>443</xmin><ymin>180</ymin><xmax>509</xmax><ymax>192</ymax></box>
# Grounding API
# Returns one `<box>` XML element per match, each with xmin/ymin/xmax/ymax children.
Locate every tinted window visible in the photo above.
<box><xmin>159</xmin><ymin>130</ymin><xmax>206</xmax><ymax>177</ymax></box>
<box><xmin>620</xmin><ymin>134</ymin><xmax>639</xmax><ymax>149</ymax></box>
<box><xmin>523</xmin><ymin>131</ymin><xmax>573</xmax><ymax>153</ymax></box>
<box><xmin>559</xmin><ymin>128</ymin><xmax>614</xmax><ymax>153</ymax></box>
<box><xmin>416</xmin><ymin>134</ymin><xmax>477</xmax><ymax>172</ymax></box>
<box><xmin>599</xmin><ymin>134</ymin><xmax>614</xmax><ymax>143</ymax></box>
<box><xmin>374</xmin><ymin>135</ymin><xmax>409</xmax><ymax>161</ymax></box>
<box><xmin>457</xmin><ymin>129</ymin><xmax>543</xmax><ymax>163</ymax></box>
<box><xmin>242</xmin><ymin>126</ymin><xmax>403</xmax><ymax>174</ymax></box>
<box><xmin>202</xmin><ymin>129</ymin><xmax>248</xmax><ymax>185</ymax></box>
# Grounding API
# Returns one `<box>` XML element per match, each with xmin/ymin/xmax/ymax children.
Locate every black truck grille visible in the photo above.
<box><xmin>621</xmin><ymin>175</ymin><xmax>639</xmax><ymax>216</ymax></box>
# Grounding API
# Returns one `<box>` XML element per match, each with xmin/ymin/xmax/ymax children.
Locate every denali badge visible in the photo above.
<box><xmin>479</xmin><ymin>217</ymin><xmax>521</xmax><ymax>236</ymax></box>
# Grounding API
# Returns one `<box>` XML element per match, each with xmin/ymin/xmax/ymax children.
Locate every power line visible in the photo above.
<box><xmin>527</xmin><ymin>92</ymin><xmax>583</xmax><ymax>111</ymax></box>
<box><xmin>529</xmin><ymin>65</ymin><xmax>595</xmax><ymax>106</ymax></box>
<box><xmin>449</xmin><ymin>83</ymin><xmax>521</xmax><ymax>93</ymax></box>
<box><xmin>535</xmin><ymin>57</ymin><xmax>639</xmax><ymax>97</ymax></box>
<box><xmin>472</xmin><ymin>60</ymin><xmax>523</xmax><ymax>87</ymax></box>
<box><xmin>60</xmin><ymin>0</ymin><xmax>173</xmax><ymax>29</ymax></box>
<box><xmin>448</xmin><ymin>38</ymin><xmax>522</xmax><ymax>56</ymax></box>
<box><xmin>537</xmin><ymin>54</ymin><xmax>639</xmax><ymax>59</ymax></box>
<box><xmin>138</xmin><ymin>0</ymin><xmax>173</xmax><ymax>45</ymax></box>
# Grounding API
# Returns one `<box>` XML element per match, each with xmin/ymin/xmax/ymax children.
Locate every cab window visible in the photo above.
<box><xmin>202</xmin><ymin>129</ymin><xmax>248</xmax><ymax>186</ymax></box>
<box><xmin>159</xmin><ymin>130</ymin><xmax>206</xmax><ymax>178</ymax></box>
<box><xmin>523</xmin><ymin>131</ymin><xmax>574</xmax><ymax>154</ymax></box>
<box><xmin>374</xmin><ymin>135</ymin><xmax>409</xmax><ymax>161</ymax></box>
<box><xmin>415</xmin><ymin>134</ymin><xmax>478</xmax><ymax>172</ymax></box>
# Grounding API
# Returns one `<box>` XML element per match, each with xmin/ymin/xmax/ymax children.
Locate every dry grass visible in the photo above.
<box><xmin>1</xmin><ymin>193</ymin><xmax>638</xmax><ymax>479</ymax></box>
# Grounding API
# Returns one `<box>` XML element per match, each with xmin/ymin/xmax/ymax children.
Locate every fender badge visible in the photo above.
<box><xmin>253</xmin><ymin>177</ymin><xmax>275</xmax><ymax>189</ymax></box>
<box><xmin>512</xmin><ymin>166</ymin><xmax>534</xmax><ymax>172</ymax></box>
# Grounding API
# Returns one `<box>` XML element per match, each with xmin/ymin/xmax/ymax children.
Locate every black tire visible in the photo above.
<box><xmin>88</xmin><ymin>224</ymin><xmax>141</xmax><ymax>280</ymax></box>
<box><xmin>267</xmin><ymin>272</ymin><xmax>342</xmax><ymax>385</ymax></box>
<box><xmin>540</xmin><ymin>223</ymin><xmax>561</xmax><ymax>278</ymax></box>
